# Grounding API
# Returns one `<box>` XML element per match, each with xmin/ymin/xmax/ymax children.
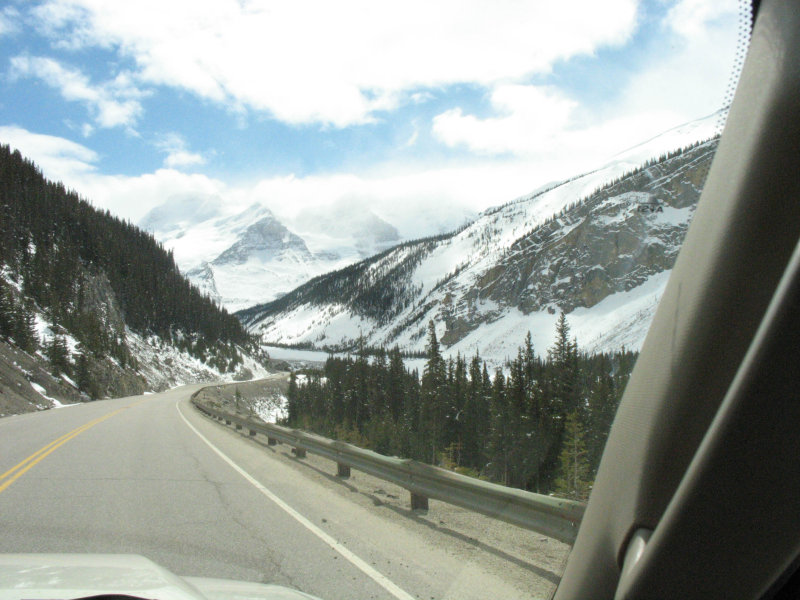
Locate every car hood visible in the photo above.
<box><xmin>0</xmin><ymin>554</ymin><xmax>322</xmax><ymax>600</ymax></box>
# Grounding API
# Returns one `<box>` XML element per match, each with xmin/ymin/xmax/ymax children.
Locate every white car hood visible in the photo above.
<box><xmin>0</xmin><ymin>554</ymin><xmax>321</xmax><ymax>600</ymax></box>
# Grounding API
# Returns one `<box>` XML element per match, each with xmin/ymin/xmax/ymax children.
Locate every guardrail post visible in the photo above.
<box><xmin>410</xmin><ymin>492</ymin><xmax>429</xmax><ymax>511</ymax></box>
<box><xmin>292</xmin><ymin>447</ymin><xmax>307</xmax><ymax>458</ymax></box>
<box><xmin>268</xmin><ymin>437</ymin><xmax>277</xmax><ymax>446</ymax></box>
<box><xmin>337</xmin><ymin>463</ymin><xmax>351</xmax><ymax>478</ymax></box>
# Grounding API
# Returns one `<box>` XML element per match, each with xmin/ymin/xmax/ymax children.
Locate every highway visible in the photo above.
<box><xmin>0</xmin><ymin>386</ymin><xmax>568</xmax><ymax>600</ymax></box>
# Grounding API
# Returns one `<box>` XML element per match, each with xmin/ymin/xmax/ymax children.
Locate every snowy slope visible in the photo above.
<box><xmin>183</xmin><ymin>208</ymin><xmax>349</xmax><ymax>312</ymax></box>
<box><xmin>142</xmin><ymin>200</ymin><xmax>404</xmax><ymax>312</ymax></box>
<box><xmin>241</xmin><ymin>112</ymin><xmax>721</xmax><ymax>361</ymax></box>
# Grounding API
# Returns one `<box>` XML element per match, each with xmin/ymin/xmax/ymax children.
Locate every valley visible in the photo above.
<box><xmin>237</xmin><ymin>115</ymin><xmax>720</xmax><ymax>364</ymax></box>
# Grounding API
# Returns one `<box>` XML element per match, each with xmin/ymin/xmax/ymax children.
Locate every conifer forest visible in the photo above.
<box><xmin>0</xmin><ymin>144</ymin><xmax>253</xmax><ymax>396</ymax></box>
<box><xmin>286</xmin><ymin>315</ymin><xmax>637</xmax><ymax>500</ymax></box>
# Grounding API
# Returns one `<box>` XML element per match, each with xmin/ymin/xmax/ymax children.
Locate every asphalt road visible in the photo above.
<box><xmin>0</xmin><ymin>386</ymin><xmax>567</xmax><ymax>600</ymax></box>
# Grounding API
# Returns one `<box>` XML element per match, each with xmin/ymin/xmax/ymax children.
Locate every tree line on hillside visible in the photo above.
<box><xmin>286</xmin><ymin>315</ymin><xmax>637</xmax><ymax>500</ymax></box>
<box><xmin>238</xmin><ymin>240</ymin><xmax>434</xmax><ymax>328</ymax></box>
<box><xmin>0</xmin><ymin>144</ymin><xmax>254</xmax><ymax>391</ymax></box>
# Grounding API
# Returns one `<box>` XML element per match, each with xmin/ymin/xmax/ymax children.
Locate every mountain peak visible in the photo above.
<box><xmin>212</xmin><ymin>213</ymin><xmax>313</xmax><ymax>266</ymax></box>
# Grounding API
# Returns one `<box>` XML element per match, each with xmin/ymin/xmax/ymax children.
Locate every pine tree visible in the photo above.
<box><xmin>46</xmin><ymin>334</ymin><xmax>70</xmax><ymax>376</ymax></box>
<box><xmin>486</xmin><ymin>368</ymin><xmax>511</xmax><ymax>485</ymax></box>
<box><xmin>548</xmin><ymin>312</ymin><xmax>579</xmax><ymax>416</ymax></box>
<box><xmin>12</xmin><ymin>301</ymin><xmax>38</xmax><ymax>352</ymax></box>
<box><xmin>420</xmin><ymin>321</ymin><xmax>446</xmax><ymax>463</ymax></box>
<box><xmin>554</xmin><ymin>410</ymin><xmax>592</xmax><ymax>500</ymax></box>
<box><xmin>75</xmin><ymin>350</ymin><xmax>92</xmax><ymax>395</ymax></box>
<box><xmin>0</xmin><ymin>284</ymin><xmax>12</xmax><ymax>339</ymax></box>
<box><xmin>286</xmin><ymin>371</ymin><xmax>299</xmax><ymax>424</ymax></box>
<box><xmin>461</xmin><ymin>352</ymin><xmax>489</xmax><ymax>469</ymax></box>
<box><xmin>386</xmin><ymin>346</ymin><xmax>406</xmax><ymax>422</ymax></box>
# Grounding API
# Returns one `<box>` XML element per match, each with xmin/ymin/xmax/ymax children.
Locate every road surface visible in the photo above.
<box><xmin>0</xmin><ymin>385</ymin><xmax>568</xmax><ymax>599</ymax></box>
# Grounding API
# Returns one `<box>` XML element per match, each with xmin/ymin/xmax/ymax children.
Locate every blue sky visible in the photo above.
<box><xmin>0</xmin><ymin>0</ymin><xmax>741</xmax><ymax>236</ymax></box>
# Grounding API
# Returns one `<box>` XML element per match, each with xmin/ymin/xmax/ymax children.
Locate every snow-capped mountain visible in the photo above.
<box><xmin>238</xmin><ymin>112</ymin><xmax>721</xmax><ymax>363</ymax></box>
<box><xmin>212</xmin><ymin>213</ymin><xmax>314</xmax><ymax>266</ymax></box>
<box><xmin>141</xmin><ymin>199</ymin><xmax>406</xmax><ymax>312</ymax></box>
<box><xmin>182</xmin><ymin>210</ymin><xmax>335</xmax><ymax>312</ymax></box>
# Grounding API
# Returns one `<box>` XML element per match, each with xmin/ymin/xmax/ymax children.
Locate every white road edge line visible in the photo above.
<box><xmin>176</xmin><ymin>399</ymin><xmax>416</xmax><ymax>600</ymax></box>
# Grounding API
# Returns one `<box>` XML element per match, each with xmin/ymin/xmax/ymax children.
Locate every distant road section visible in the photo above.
<box><xmin>0</xmin><ymin>385</ymin><xmax>568</xmax><ymax>600</ymax></box>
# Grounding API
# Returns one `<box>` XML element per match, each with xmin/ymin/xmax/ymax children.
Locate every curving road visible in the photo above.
<box><xmin>0</xmin><ymin>386</ymin><xmax>567</xmax><ymax>600</ymax></box>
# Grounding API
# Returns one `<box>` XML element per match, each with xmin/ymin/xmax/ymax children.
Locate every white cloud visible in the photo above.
<box><xmin>164</xmin><ymin>151</ymin><xmax>206</xmax><ymax>169</ymax></box>
<box><xmin>30</xmin><ymin>0</ymin><xmax>638</xmax><ymax>127</ymax></box>
<box><xmin>666</xmin><ymin>0</ymin><xmax>740</xmax><ymax>39</ymax></box>
<box><xmin>0</xmin><ymin>108</ymin><xmax>716</xmax><ymax>262</ymax></box>
<box><xmin>9</xmin><ymin>55</ymin><xmax>144</xmax><ymax>129</ymax></box>
<box><xmin>618</xmin><ymin>0</ymin><xmax>740</xmax><ymax>122</ymax></box>
<box><xmin>431</xmin><ymin>0</ymin><xmax>739</xmax><ymax>168</ymax></box>
<box><xmin>0</xmin><ymin>6</ymin><xmax>21</xmax><ymax>36</ymax></box>
<box><xmin>0</xmin><ymin>125</ymin><xmax>543</xmax><ymax>234</ymax></box>
<box><xmin>0</xmin><ymin>125</ymin><xmax>99</xmax><ymax>182</ymax></box>
<box><xmin>155</xmin><ymin>133</ymin><xmax>206</xmax><ymax>169</ymax></box>
<box><xmin>433</xmin><ymin>85</ymin><xmax>578</xmax><ymax>155</ymax></box>
<box><xmin>431</xmin><ymin>83</ymin><xmax>697</xmax><ymax>180</ymax></box>
<box><xmin>0</xmin><ymin>126</ymin><xmax>220</xmax><ymax>221</ymax></box>
<box><xmin>79</xmin><ymin>168</ymin><xmax>226</xmax><ymax>223</ymax></box>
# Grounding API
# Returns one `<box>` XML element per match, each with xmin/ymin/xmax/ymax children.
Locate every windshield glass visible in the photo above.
<box><xmin>0</xmin><ymin>1</ymin><xmax>748</xmax><ymax>599</ymax></box>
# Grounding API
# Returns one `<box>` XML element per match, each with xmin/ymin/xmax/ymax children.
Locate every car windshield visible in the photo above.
<box><xmin>0</xmin><ymin>1</ymin><xmax>748</xmax><ymax>599</ymax></box>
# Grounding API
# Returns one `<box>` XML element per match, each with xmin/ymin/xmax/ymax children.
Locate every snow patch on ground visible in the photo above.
<box><xmin>448</xmin><ymin>271</ymin><xmax>670</xmax><ymax>364</ymax></box>
<box><xmin>126</xmin><ymin>329</ymin><xmax>272</xmax><ymax>392</ymax></box>
<box><xmin>29</xmin><ymin>381</ymin><xmax>75</xmax><ymax>408</ymax></box>
<box><xmin>252</xmin><ymin>394</ymin><xmax>287</xmax><ymax>423</ymax></box>
<box><xmin>60</xmin><ymin>373</ymin><xmax>78</xmax><ymax>388</ymax></box>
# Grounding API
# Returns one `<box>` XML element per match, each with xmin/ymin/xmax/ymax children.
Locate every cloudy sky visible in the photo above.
<box><xmin>0</xmin><ymin>0</ymin><xmax>741</xmax><ymax>236</ymax></box>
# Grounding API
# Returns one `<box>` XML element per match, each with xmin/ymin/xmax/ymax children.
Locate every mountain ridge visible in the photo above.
<box><xmin>0</xmin><ymin>144</ymin><xmax>270</xmax><ymax>415</ymax></box>
<box><xmin>238</xmin><ymin>132</ymin><xmax>718</xmax><ymax>364</ymax></box>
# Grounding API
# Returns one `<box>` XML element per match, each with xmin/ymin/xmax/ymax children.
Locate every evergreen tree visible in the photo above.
<box><xmin>46</xmin><ymin>334</ymin><xmax>70</xmax><ymax>376</ymax></box>
<box><xmin>286</xmin><ymin>371</ymin><xmax>299</xmax><ymax>424</ymax></box>
<box><xmin>386</xmin><ymin>346</ymin><xmax>406</xmax><ymax>421</ymax></box>
<box><xmin>74</xmin><ymin>350</ymin><xmax>99</xmax><ymax>399</ymax></box>
<box><xmin>0</xmin><ymin>284</ymin><xmax>13</xmax><ymax>339</ymax></box>
<box><xmin>12</xmin><ymin>301</ymin><xmax>38</xmax><ymax>352</ymax></box>
<box><xmin>420</xmin><ymin>321</ymin><xmax>446</xmax><ymax>463</ymax></box>
<box><xmin>548</xmin><ymin>312</ymin><xmax>579</xmax><ymax>415</ymax></box>
<box><xmin>554</xmin><ymin>410</ymin><xmax>592</xmax><ymax>500</ymax></box>
<box><xmin>461</xmin><ymin>352</ymin><xmax>489</xmax><ymax>469</ymax></box>
<box><xmin>486</xmin><ymin>368</ymin><xmax>511</xmax><ymax>485</ymax></box>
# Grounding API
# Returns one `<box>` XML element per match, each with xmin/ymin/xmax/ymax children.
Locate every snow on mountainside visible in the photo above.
<box><xmin>239</xmin><ymin>112</ymin><xmax>721</xmax><ymax>362</ymax></box>
<box><xmin>141</xmin><ymin>200</ymin><xmax>405</xmax><ymax>312</ymax></box>
<box><xmin>184</xmin><ymin>210</ymin><xmax>329</xmax><ymax>312</ymax></box>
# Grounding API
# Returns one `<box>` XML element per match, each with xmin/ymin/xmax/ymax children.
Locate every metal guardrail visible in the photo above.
<box><xmin>191</xmin><ymin>394</ymin><xmax>585</xmax><ymax>544</ymax></box>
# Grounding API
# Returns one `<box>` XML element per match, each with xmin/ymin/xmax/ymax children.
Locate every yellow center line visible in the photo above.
<box><xmin>0</xmin><ymin>397</ymin><xmax>150</xmax><ymax>495</ymax></box>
